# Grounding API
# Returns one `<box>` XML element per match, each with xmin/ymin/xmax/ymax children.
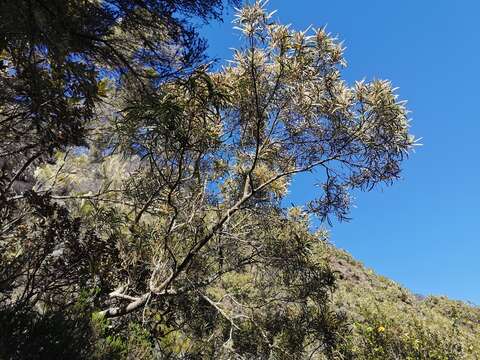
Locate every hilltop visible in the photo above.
<box><xmin>327</xmin><ymin>247</ymin><xmax>480</xmax><ymax>359</ymax></box>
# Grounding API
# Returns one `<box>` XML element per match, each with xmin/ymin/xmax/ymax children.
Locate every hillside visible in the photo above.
<box><xmin>328</xmin><ymin>247</ymin><xmax>480</xmax><ymax>359</ymax></box>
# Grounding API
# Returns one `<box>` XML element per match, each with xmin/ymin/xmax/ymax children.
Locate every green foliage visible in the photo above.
<box><xmin>0</xmin><ymin>307</ymin><xmax>94</xmax><ymax>360</ymax></box>
<box><xmin>3</xmin><ymin>0</ymin><xmax>465</xmax><ymax>359</ymax></box>
<box><xmin>330</xmin><ymin>249</ymin><xmax>480</xmax><ymax>359</ymax></box>
<box><xmin>91</xmin><ymin>314</ymin><xmax>156</xmax><ymax>360</ymax></box>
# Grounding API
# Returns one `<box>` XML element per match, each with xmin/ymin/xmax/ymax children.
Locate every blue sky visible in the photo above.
<box><xmin>202</xmin><ymin>0</ymin><xmax>480</xmax><ymax>304</ymax></box>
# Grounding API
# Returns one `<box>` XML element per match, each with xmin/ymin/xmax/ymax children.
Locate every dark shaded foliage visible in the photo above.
<box><xmin>0</xmin><ymin>307</ymin><xmax>95</xmax><ymax>360</ymax></box>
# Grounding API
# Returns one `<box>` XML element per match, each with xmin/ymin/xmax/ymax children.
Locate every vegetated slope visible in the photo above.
<box><xmin>328</xmin><ymin>247</ymin><xmax>480</xmax><ymax>359</ymax></box>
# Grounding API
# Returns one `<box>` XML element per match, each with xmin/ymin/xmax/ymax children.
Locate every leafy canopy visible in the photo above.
<box><xmin>0</xmin><ymin>1</ymin><xmax>417</xmax><ymax>358</ymax></box>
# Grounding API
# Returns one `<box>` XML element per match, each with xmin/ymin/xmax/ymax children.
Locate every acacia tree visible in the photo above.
<box><xmin>27</xmin><ymin>2</ymin><xmax>418</xmax><ymax>358</ymax></box>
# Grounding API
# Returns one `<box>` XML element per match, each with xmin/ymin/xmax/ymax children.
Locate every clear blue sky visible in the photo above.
<box><xmin>202</xmin><ymin>0</ymin><xmax>480</xmax><ymax>304</ymax></box>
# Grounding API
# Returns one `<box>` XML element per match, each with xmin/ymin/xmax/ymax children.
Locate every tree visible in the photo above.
<box><xmin>1</xmin><ymin>1</ymin><xmax>417</xmax><ymax>358</ymax></box>
<box><xmin>36</xmin><ymin>2</ymin><xmax>416</xmax><ymax>358</ymax></box>
<box><xmin>0</xmin><ymin>0</ymin><xmax>228</xmax><ymax>195</ymax></box>
<box><xmin>0</xmin><ymin>0</ymin><xmax>230</xmax><ymax>358</ymax></box>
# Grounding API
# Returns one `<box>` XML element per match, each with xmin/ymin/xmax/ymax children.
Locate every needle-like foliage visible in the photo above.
<box><xmin>1</xmin><ymin>1</ymin><xmax>419</xmax><ymax>358</ymax></box>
